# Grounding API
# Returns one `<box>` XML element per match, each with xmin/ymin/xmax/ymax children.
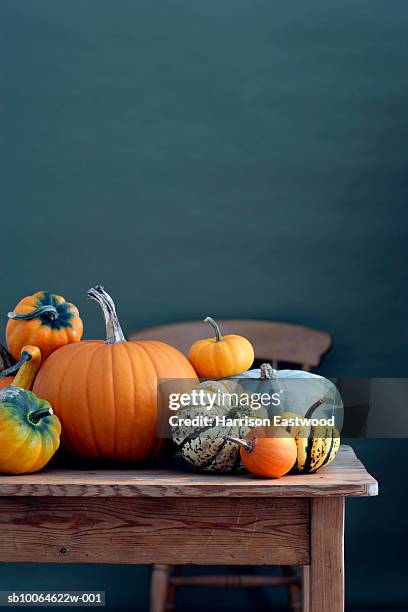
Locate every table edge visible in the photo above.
<box><xmin>0</xmin><ymin>445</ymin><xmax>378</xmax><ymax>498</ymax></box>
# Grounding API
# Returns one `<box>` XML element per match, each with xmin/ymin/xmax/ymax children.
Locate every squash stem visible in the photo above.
<box><xmin>304</xmin><ymin>398</ymin><xmax>324</xmax><ymax>420</ymax></box>
<box><xmin>260</xmin><ymin>363</ymin><xmax>277</xmax><ymax>380</ymax></box>
<box><xmin>0</xmin><ymin>343</ymin><xmax>16</xmax><ymax>372</ymax></box>
<box><xmin>0</xmin><ymin>352</ymin><xmax>31</xmax><ymax>378</ymax></box>
<box><xmin>29</xmin><ymin>407</ymin><xmax>53</xmax><ymax>425</ymax></box>
<box><xmin>1</xmin><ymin>346</ymin><xmax>42</xmax><ymax>390</ymax></box>
<box><xmin>8</xmin><ymin>305</ymin><xmax>58</xmax><ymax>322</ymax></box>
<box><xmin>204</xmin><ymin>317</ymin><xmax>222</xmax><ymax>342</ymax></box>
<box><xmin>87</xmin><ymin>285</ymin><xmax>126</xmax><ymax>344</ymax></box>
<box><xmin>225</xmin><ymin>436</ymin><xmax>253</xmax><ymax>452</ymax></box>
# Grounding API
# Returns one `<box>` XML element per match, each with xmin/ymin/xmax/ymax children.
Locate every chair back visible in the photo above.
<box><xmin>130</xmin><ymin>320</ymin><xmax>332</xmax><ymax>371</ymax></box>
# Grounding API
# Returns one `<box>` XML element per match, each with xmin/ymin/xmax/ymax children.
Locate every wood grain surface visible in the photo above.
<box><xmin>0</xmin><ymin>446</ymin><xmax>377</xmax><ymax>498</ymax></box>
<box><xmin>0</xmin><ymin>497</ymin><xmax>310</xmax><ymax>565</ymax></box>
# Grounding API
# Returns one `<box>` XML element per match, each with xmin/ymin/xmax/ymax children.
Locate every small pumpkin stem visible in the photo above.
<box><xmin>225</xmin><ymin>436</ymin><xmax>253</xmax><ymax>452</ymax></box>
<box><xmin>8</xmin><ymin>305</ymin><xmax>58</xmax><ymax>322</ymax></box>
<box><xmin>29</xmin><ymin>407</ymin><xmax>53</xmax><ymax>425</ymax></box>
<box><xmin>1</xmin><ymin>346</ymin><xmax>42</xmax><ymax>390</ymax></box>
<box><xmin>87</xmin><ymin>285</ymin><xmax>126</xmax><ymax>344</ymax></box>
<box><xmin>304</xmin><ymin>398</ymin><xmax>325</xmax><ymax>420</ymax></box>
<box><xmin>260</xmin><ymin>363</ymin><xmax>278</xmax><ymax>380</ymax></box>
<box><xmin>204</xmin><ymin>316</ymin><xmax>222</xmax><ymax>342</ymax></box>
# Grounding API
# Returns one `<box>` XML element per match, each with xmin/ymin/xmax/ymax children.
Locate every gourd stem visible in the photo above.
<box><xmin>0</xmin><ymin>352</ymin><xmax>32</xmax><ymax>378</ymax></box>
<box><xmin>0</xmin><ymin>343</ymin><xmax>16</xmax><ymax>371</ymax></box>
<box><xmin>7</xmin><ymin>305</ymin><xmax>58</xmax><ymax>321</ymax></box>
<box><xmin>87</xmin><ymin>285</ymin><xmax>126</xmax><ymax>344</ymax></box>
<box><xmin>225</xmin><ymin>436</ymin><xmax>253</xmax><ymax>452</ymax></box>
<box><xmin>304</xmin><ymin>398</ymin><xmax>324</xmax><ymax>420</ymax></box>
<box><xmin>204</xmin><ymin>316</ymin><xmax>222</xmax><ymax>342</ymax></box>
<box><xmin>29</xmin><ymin>407</ymin><xmax>53</xmax><ymax>425</ymax></box>
<box><xmin>1</xmin><ymin>346</ymin><xmax>42</xmax><ymax>391</ymax></box>
<box><xmin>260</xmin><ymin>363</ymin><xmax>278</xmax><ymax>380</ymax></box>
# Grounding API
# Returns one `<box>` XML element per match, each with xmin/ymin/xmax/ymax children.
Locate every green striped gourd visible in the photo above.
<box><xmin>171</xmin><ymin>379</ymin><xmax>267</xmax><ymax>473</ymax></box>
<box><xmin>281</xmin><ymin>399</ymin><xmax>340</xmax><ymax>473</ymax></box>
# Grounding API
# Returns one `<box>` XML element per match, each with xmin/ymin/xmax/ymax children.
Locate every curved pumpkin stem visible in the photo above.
<box><xmin>8</xmin><ymin>304</ymin><xmax>58</xmax><ymax>322</ymax></box>
<box><xmin>224</xmin><ymin>436</ymin><xmax>253</xmax><ymax>453</ymax></box>
<box><xmin>260</xmin><ymin>363</ymin><xmax>278</xmax><ymax>380</ymax></box>
<box><xmin>204</xmin><ymin>317</ymin><xmax>222</xmax><ymax>342</ymax></box>
<box><xmin>87</xmin><ymin>285</ymin><xmax>126</xmax><ymax>344</ymax></box>
<box><xmin>304</xmin><ymin>398</ymin><xmax>325</xmax><ymax>420</ymax></box>
<box><xmin>0</xmin><ymin>345</ymin><xmax>42</xmax><ymax>391</ymax></box>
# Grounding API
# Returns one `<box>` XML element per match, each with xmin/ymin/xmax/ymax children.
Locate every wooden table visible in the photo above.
<box><xmin>0</xmin><ymin>445</ymin><xmax>377</xmax><ymax>612</ymax></box>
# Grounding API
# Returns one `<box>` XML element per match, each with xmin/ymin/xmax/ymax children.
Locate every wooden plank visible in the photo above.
<box><xmin>0</xmin><ymin>497</ymin><xmax>309</xmax><ymax>565</ymax></box>
<box><xmin>0</xmin><ymin>446</ymin><xmax>377</xmax><ymax>498</ymax></box>
<box><xmin>308</xmin><ymin>498</ymin><xmax>345</xmax><ymax>611</ymax></box>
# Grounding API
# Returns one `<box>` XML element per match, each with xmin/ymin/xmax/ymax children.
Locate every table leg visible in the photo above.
<box><xmin>306</xmin><ymin>497</ymin><xmax>345</xmax><ymax>612</ymax></box>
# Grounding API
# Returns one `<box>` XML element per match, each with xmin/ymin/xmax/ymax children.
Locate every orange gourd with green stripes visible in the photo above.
<box><xmin>6</xmin><ymin>291</ymin><xmax>83</xmax><ymax>362</ymax></box>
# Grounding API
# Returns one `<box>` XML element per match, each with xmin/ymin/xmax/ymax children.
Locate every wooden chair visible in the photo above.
<box><xmin>129</xmin><ymin>320</ymin><xmax>332</xmax><ymax>612</ymax></box>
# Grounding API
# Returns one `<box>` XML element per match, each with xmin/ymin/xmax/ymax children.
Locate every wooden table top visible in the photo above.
<box><xmin>0</xmin><ymin>446</ymin><xmax>377</xmax><ymax>498</ymax></box>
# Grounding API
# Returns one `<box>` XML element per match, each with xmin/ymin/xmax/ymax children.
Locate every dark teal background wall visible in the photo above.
<box><xmin>1</xmin><ymin>1</ymin><xmax>408</xmax><ymax>609</ymax></box>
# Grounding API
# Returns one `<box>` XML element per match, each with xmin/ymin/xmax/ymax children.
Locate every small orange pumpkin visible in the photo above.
<box><xmin>33</xmin><ymin>286</ymin><xmax>198</xmax><ymax>462</ymax></box>
<box><xmin>6</xmin><ymin>291</ymin><xmax>83</xmax><ymax>362</ymax></box>
<box><xmin>227</xmin><ymin>426</ymin><xmax>297</xmax><ymax>478</ymax></box>
<box><xmin>188</xmin><ymin>317</ymin><xmax>254</xmax><ymax>378</ymax></box>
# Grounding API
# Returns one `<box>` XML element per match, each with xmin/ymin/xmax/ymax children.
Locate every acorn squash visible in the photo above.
<box><xmin>171</xmin><ymin>379</ymin><xmax>267</xmax><ymax>472</ymax></box>
<box><xmin>0</xmin><ymin>346</ymin><xmax>61</xmax><ymax>474</ymax></box>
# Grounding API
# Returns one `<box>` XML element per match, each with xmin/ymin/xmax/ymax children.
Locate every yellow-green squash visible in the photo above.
<box><xmin>281</xmin><ymin>399</ymin><xmax>340</xmax><ymax>473</ymax></box>
<box><xmin>0</xmin><ymin>345</ymin><xmax>61</xmax><ymax>474</ymax></box>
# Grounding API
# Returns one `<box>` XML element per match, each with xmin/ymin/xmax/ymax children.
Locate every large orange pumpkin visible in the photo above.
<box><xmin>33</xmin><ymin>286</ymin><xmax>198</xmax><ymax>461</ymax></box>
